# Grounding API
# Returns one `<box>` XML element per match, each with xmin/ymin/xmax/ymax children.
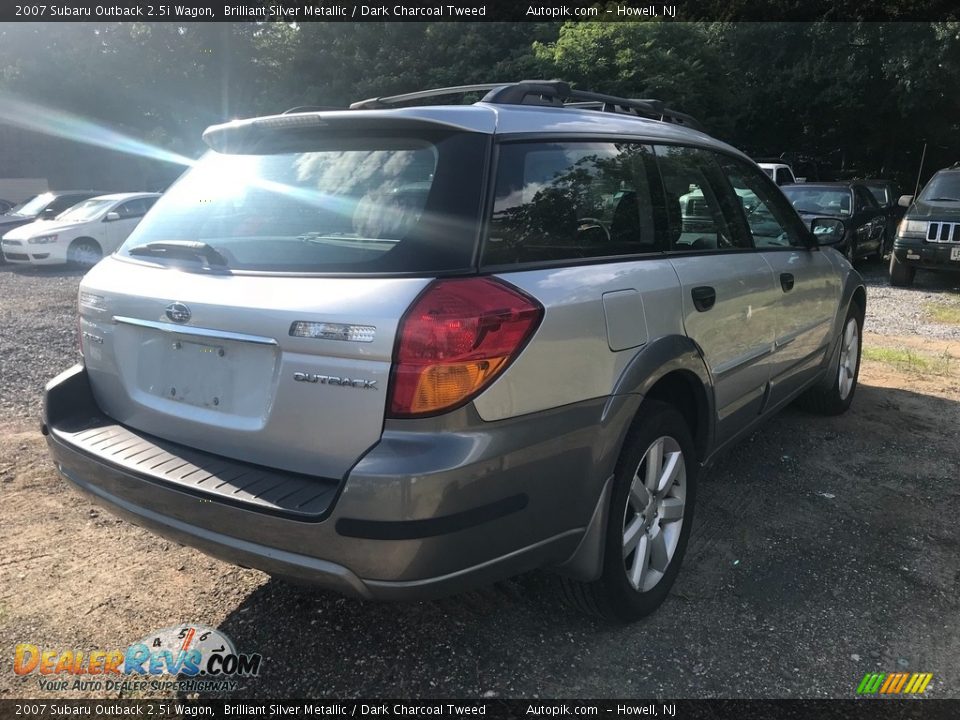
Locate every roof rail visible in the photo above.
<box><xmin>349</xmin><ymin>80</ymin><xmax>704</xmax><ymax>132</ymax></box>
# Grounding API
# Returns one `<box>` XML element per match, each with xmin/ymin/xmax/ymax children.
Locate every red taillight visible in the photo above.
<box><xmin>387</xmin><ymin>277</ymin><xmax>543</xmax><ymax>417</ymax></box>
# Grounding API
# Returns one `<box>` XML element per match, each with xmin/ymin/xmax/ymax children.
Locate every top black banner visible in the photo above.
<box><xmin>1</xmin><ymin>0</ymin><xmax>958</xmax><ymax>22</ymax></box>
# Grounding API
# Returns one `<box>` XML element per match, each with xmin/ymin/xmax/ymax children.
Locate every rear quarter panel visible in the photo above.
<box><xmin>473</xmin><ymin>258</ymin><xmax>685</xmax><ymax>420</ymax></box>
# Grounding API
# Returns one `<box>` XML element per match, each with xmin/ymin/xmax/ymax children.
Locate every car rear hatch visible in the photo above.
<box><xmin>75</xmin><ymin>109</ymin><xmax>492</xmax><ymax>480</ymax></box>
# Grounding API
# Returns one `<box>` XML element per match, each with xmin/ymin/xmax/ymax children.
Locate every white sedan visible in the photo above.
<box><xmin>1</xmin><ymin>192</ymin><xmax>160</xmax><ymax>267</ymax></box>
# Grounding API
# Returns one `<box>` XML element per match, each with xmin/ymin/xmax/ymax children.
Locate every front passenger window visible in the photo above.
<box><xmin>116</xmin><ymin>200</ymin><xmax>146</xmax><ymax>218</ymax></box>
<box><xmin>717</xmin><ymin>157</ymin><xmax>807</xmax><ymax>249</ymax></box>
<box><xmin>654</xmin><ymin>145</ymin><xmax>747</xmax><ymax>251</ymax></box>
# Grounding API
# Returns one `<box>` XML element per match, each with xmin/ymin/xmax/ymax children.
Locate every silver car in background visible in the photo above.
<box><xmin>43</xmin><ymin>81</ymin><xmax>865</xmax><ymax>621</ymax></box>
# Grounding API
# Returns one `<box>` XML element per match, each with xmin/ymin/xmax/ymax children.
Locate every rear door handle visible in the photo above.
<box><xmin>780</xmin><ymin>272</ymin><xmax>795</xmax><ymax>292</ymax></box>
<box><xmin>691</xmin><ymin>286</ymin><xmax>716</xmax><ymax>312</ymax></box>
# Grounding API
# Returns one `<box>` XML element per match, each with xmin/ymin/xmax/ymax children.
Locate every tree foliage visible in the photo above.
<box><xmin>0</xmin><ymin>21</ymin><xmax>957</xmax><ymax>190</ymax></box>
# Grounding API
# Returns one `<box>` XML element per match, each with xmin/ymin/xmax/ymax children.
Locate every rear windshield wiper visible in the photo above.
<box><xmin>128</xmin><ymin>241</ymin><xmax>229</xmax><ymax>267</ymax></box>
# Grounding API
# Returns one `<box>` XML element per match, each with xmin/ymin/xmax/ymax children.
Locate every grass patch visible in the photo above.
<box><xmin>924</xmin><ymin>300</ymin><xmax>960</xmax><ymax>325</ymax></box>
<box><xmin>863</xmin><ymin>346</ymin><xmax>955</xmax><ymax>375</ymax></box>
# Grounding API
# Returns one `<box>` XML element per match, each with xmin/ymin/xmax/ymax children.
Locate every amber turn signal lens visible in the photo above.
<box><xmin>387</xmin><ymin>278</ymin><xmax>543</xmax><ymax>417</ymax></box>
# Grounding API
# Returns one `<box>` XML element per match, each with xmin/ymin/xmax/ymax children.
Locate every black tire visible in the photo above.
<box><xmin>796</xmin><ymin>305</ymin><xmax>862</xmax><ymax>416</ymax></box>
<box><xmin>67</xmin><ymin>238</ymin><xmax>102</xmax><ymax>268</ymax></box>
<box><xmin>888</xmin><ymin>252</ymin><xmax>915</xmax><ymax>287</ymax></box>
<box><xmin>560</xmin><ymin>400</ymin><xmax>697</xmax><ymax>622</ymax></box>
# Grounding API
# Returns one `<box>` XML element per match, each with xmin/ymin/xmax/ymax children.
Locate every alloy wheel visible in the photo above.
<box><xmin>622</xmin><ymin>435</ymin><xmax>686</xmax><ymax>593</ymax></box>
<box><xmin>70</xmin><ymin>242</ymin><xmax>101</xmax><ymax>267</ymax></box>
<box><xmin>838</xmin><ymin>317</ymin><xmax>859</xmax><ymax>400</ymax></box>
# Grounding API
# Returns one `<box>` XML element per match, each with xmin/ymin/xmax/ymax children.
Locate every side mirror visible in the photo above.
<box><xmin>104</xmin><ymin>211</ymin><xmax>120</xmax><ymax>222</ymax></box>
<box><xmin>810</xmin><ymin>217</ymin><xmax>845</xmax><ymax>245</ymax></box>
<box><xmin>40</xmin><ymin>207</ymin><xmax>58</xmax><ymax>218</ymax></box>
<box><xmin>898</xmin><ymin>195</ymin><xmax>914</xmax><ymax>208</ymax></box>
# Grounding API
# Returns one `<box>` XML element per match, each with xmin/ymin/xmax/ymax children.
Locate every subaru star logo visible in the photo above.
<box><xmin>165</xmin><ymin>302</ymin><xmax>191</xmax><ymax>324</ymax></box>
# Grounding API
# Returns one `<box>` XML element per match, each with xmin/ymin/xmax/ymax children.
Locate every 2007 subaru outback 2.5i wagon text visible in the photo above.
<box><xmin>43</xmin><ymin>81</ymin><xmax>865</xmax><ymax>621</ymax></box>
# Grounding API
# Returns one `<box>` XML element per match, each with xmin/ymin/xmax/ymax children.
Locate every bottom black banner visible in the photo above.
<box><xmin>1</xmin><ymin>700</ymin><xmax>958</xmax><ymax>720</ymax></box>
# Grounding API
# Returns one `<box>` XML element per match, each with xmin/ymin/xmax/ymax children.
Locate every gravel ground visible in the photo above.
<box><xmin>1</xmin><ymin>258</ymin><xmax>959</xmax><ymax>700</ymax></box>
<box><xmin>0</xmin><ymin>265</ymin><xmax>83</xmax><ymax>424</ymax></box>
<box><xmin>859</xmin><ymin>259</ymin><xmax>960</xmax><ymax>339</ymax></box>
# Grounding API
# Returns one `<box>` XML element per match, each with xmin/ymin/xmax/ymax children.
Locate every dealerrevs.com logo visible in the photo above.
<box><xmin>14</xmin><ymin>624</ymin><xmax>262</xmax><ymax>693</ymax></box>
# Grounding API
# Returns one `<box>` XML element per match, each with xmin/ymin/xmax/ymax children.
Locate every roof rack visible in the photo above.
<box><xmin>349</xmin><ymin>80</ymin><xmax>704</xmax><ymax>133</ymax></box>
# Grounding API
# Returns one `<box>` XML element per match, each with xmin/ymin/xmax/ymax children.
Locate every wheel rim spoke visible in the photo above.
<box><xmin>659</xmin><ymin>497</ymin><xmax>684</xmax><ymax>523</ymax></box>
<box><xmin>648</xmin><ymin>527</ymin><xmax>670</xmax><ymax>573</ymax></box>
<box><xmin>628</xmin><ymin>533</ymin><xmax>650</xmax><ymax>589</ymax></box>
<box><xmin>629</xmin><ymin>477</ymin><xmax>650</xmax><ymax>511</ymax></box>
<box><xmin>622</xmin><ymin>515</ymin><xmax>645</xmax><ymax>559</ymax></box>
<box><xmin>656</xmin><ymin>452</ymin><xmax>681</xmax><ymax>495</ymax></box>
<box><xmin>644</xmin><ymin>438</ymin><xmax>664</xmax><ymax>491</ymax></box>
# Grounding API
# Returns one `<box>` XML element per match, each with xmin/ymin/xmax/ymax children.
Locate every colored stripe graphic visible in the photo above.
<box><xmin>857</xmin><ymin>673</ymin><xmax>885</xmax><ymax>694</ymax></box>
<box><xmin>857</xmin><ymin>672</ymin><xmax>933</xmax><ymax>695</ymax></box>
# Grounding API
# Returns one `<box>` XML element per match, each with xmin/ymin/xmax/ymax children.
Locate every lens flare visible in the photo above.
<box><xmin>0</xmin><ymin>93</ymin><xmax>196</xmax><ymax>168</ymax></box>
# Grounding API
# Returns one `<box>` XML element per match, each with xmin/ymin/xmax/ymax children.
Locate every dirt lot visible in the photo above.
<box><xmin>1</xmin><ymin>260</ymin><xmax>959</xmax><ymax>699</ymax></box>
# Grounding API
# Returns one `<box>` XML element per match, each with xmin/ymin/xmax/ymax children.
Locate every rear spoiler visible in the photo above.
<box><xmin>202</xmin><ymin>111</ymin><xmax>490</xmax><ymax>152</ymax></box>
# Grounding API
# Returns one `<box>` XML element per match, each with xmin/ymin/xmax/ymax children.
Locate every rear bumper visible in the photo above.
<box><xmin>892</xmin><ymin>237</ymin><xmax>960</xmax><ymax>271</ymax></box>
<box><xmin>45</xmin><ymin>365</ymin><xmax>629</xmax><ymax>599</ymax></box>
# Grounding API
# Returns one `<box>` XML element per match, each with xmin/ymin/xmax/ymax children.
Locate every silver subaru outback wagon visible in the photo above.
<box><xmin>43</xmin><ymin>81</ymin><xmax>865</xmax><ymax>621</ymax></box>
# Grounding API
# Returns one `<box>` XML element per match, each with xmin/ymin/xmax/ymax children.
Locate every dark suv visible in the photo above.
<box><xmin>890</xmin><ymin>165</ymin><xmax>960</xmax><ymax>286</ymax></box>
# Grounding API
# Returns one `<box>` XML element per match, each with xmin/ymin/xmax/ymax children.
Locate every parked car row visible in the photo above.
<box><xmin>752</xmin><ymin>154</ymin><xmax>960</xmax><ymax>286</ymax></box>
<box><xmin>0</xmin><ymin>191</ymin><xmax>159</xmax><ymax>267</ymax></box>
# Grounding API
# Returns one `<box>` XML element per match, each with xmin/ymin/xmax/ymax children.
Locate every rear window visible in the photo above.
<box><xmin>120</xmin><ymin>133</ymin><xmax>486</xmax><ymax>273</ymax></box>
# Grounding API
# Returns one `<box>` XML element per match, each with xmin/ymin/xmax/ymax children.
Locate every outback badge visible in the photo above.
<box><xmin>293</xmin><ymin>372</ymin><xmax>377</xmax><ymax>389</ymax></box>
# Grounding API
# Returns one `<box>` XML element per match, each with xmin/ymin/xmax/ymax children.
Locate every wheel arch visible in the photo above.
<box><xmin>69</xmin><ymin>236</ymin><xmax>102</xmax><ymax>251</ymax></box>
<box><xmin>607</xmin><ymin>334</ymin><xmax>714</xmax><ymax>464</ymax></box>
<box><xmin>850</xmin><ymin>284</ymin><xmax>866</xmax><ymax>321</ymax></box>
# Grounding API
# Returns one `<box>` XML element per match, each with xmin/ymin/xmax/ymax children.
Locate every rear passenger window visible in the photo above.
<box><xmin>654</xmin><ymin>145</ymin><xmax>748</xmax><ymax>251</ymax></box>
<box><xmin>484</xmin><ymin>142</ymin><xmax>659</xmax><ymax>266</ymax></box>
